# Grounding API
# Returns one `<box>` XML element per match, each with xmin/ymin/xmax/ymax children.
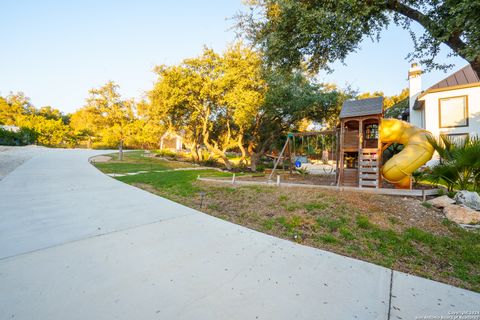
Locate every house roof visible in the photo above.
<box><xmin>427</xmin><ymin>64</ymin><xmax>479</xmax><ymax>91</ymax></box>
<box><xmin>339</xmin><ymin>97</ymin><xmax>383</xmax><ymax>119</ymax></box>
<box><xmin>412</xmin><ymin>100</ymin><xmax>425</xmax><ymax>110</ymax></box>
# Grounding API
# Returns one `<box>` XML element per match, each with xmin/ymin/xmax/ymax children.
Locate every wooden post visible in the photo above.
<box><xmin>337</xmin><ymin>121</ymin><xmax>345</xmax><ymax>187</ymax></box>
<box><xmin>287</xmin><ymin>137</ymin><xmax>292</xmax><ymax>174</ymax></box>
<box><xmin>358</xmin><ymin>120</ymin><xmax>363</xmax><ymax>151</ymax></box>
<box><xmin>358</xmin><ymin>120</ymin><xmax>363</xmax><ymax>187</ymax></box>
<box><xmin>269</xmin><ymin>138</ymin><xmax>290</xmax><ymax>180</ymax></box>
<box><xmin>377</xmin><ymin>116</ymin><xmax>383</xmax><ymax>188</ymax></box>
<box><xmin>276</xmin><ymin>175</ymin><xmax>281</xmax><ymax>186</ymax></box>
<box><xmin>232</xmin><ymin>173</ymin><xmax>236</xmax><ymax>184</ymax></box>
<box><xmin>335</xmin><ymin>128</ymin><xmax>340</xmax><ymax>185</ymax></box>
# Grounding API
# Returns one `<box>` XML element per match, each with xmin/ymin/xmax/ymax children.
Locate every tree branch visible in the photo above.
<box><xmin>386</xmin><ymin>1</ymin><xmax>467</xmax><ymax>58</ymax></box>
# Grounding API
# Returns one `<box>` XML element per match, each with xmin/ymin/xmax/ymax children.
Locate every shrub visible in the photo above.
<box><xmin>201</xmin><ymin>158</ymin><xmax>218</xmax><ymax>167</ymax></box>
<box><xmin>426</xmin><ymin>135</ymin><xmax>480</xmax><ymax>191</ymax></box>
<box><xmin>0</xmin><ymin>127</ymin><xmax>37</xmax><ymax>146</ymax></box>
<box><xmin>412</xmin><ymin>167</ymin><xmax>430</xmax><ymax>186</ymax></box>
<box><xmin>255</xmin><ymin>164</ymin><xmax>265</xmax><ymax>172</ymax></box>
<box><xmin>154</xmin><ymin>149</ymin><xmax>177</xmax><ymax>158</ymax></box>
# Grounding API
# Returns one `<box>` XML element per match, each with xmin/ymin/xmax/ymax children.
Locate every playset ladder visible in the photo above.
<box><xmin>359</xmin><ymin>150</ymin><xmax>379</xmax><ymax>188</ymax></box>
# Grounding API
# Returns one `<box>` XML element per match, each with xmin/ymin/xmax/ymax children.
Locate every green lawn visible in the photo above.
<box><xmin>93</xmin><ymin>150</ymin><xmax>192</xmax><ymax>173</ymax></box>
<box><xmin>117</xmin><ymin>169</ymin><xmax>234</xmax><ymax>199</ymax></box>
<box><xmin>93</xmin><ymin>152</ymin><xmax>480</xmax><ymax>292</ymax></box>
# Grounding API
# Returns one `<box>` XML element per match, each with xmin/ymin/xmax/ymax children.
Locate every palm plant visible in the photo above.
<box><xmin>426</xmin><ymin>135</ymin><xmax>480</xmax><ymax>192</ymax></box>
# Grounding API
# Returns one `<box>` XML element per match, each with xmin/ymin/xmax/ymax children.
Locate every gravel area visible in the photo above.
<box><xmin>89</xmin><ymin>155</ymin><xmax>112</xmax><ymax>163</ymax></box>
<box><xmin>0</xmin><ymin>146</ymin><xmax>38</xmax><ymax>180</ymax></box>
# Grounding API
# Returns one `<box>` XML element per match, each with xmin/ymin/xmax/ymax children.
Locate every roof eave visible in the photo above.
<box><xmin>417</xmin><ymin>81</ymin><xmax>480</xmax><ymax>100</ymax></box>
<box><xmin>339</xmin><ymin>112</ymin><xmax>383</xmax><ymax>120</ymax></box>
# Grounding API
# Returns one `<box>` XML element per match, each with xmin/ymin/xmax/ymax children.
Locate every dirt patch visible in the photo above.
<box><xmin>234</xmin><ymin>173</ymin><xmax>438</xmax><ymax>189</ymax></box>
<box><xmin>196</xmin><ymin>182</ymin><xmax>447</xmax><ymax>235</ymax></box>
<box><xmin>90</xmin><ymin>155</ymin><xmax>112</xmax><ymax>163</ymax></box>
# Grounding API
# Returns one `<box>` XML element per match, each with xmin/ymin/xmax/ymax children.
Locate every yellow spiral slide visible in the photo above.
<box><xmin>379</xmin><ymin>119</ymin><xmax>434</xmax><ymax>189</ymax></box>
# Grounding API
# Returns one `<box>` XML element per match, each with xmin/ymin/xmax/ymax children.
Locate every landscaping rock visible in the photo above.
<box><xmin>427</xmin><ymin>195</ymin><xmax>455</xmax><ymax>209</ymax></box>
<box><xmin>454</xmin><ymin>190</ymin><xmax>480</xmax><ymax>210</ymax></box>
<box><xmin>443</xmin><ymin>204</ymin><xmax>480</xmax><ymax>225</ymax></box>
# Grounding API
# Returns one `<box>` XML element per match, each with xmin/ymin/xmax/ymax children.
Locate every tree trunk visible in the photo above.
<box><xmin>118</xmin><ymin>139</ymin><xmax>123</xmax><ymax>161</ymax></box>
<box><xmin>250</xmin><ymin>152</ymin><xmax>260</xmax><ymax>172</ymax></box>
<box><xmin>203</xmin><ymin>134</ymin><xmax>232</xmax><ymax>170</ymax></box>
<box><xmin>191</xmin><ymin>142</ymin><xmax>200</xmax><ymax>162</ymax></box>
<box><xmin>201</xmin><ymin>107</ymin><xmax>232</xmax><ymax>170</ymax></box>
<box><xmin>237</xmin><ymin>134</ymin><xmax>247</xmax><ymax>166</ymax></box>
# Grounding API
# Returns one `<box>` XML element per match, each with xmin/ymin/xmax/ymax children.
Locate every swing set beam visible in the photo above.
<box><xmin>268</xmin><ymin>130</ymin><xmax>338</xmax><ymax>180</ymax></box>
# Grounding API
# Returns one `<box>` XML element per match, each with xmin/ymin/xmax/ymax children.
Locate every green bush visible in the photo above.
<box><xmin>427</xmin><ymin>135</ymin><xmax>480</xmax><ymax>191</ymax></box>
<box><xmin>201</xmin><ymin>158</ymin><xmax>218</xmax><ymax>167</ymax></box>
<box><xmin>154</xmin><ymin>149</ymin><xmax>177</xmax><ymax>158</ymax></box>
<box><xmin>255</xmin><ymin>164</ymin><xmax>265</xmax><ymax>172</ymax></box>
<box><xmin>0</xmin><ymin>127</ymin><xmax>37</xmax><ymax>146</ymax></box>
<box><xmin>412</xmin><ymin>167</ymin><xmax>430</xmax><ymax>186</ymax></box>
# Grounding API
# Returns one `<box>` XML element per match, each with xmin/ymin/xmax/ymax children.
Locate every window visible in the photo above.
<box><xmin>439</xmin><ymin>96</ymin><xmax>468</xmax><ymax>128</ymax></box>
<box><xmin>364</xmin><ymin>124</ymin><xmax>378</xmax><ymax>139</ymax></box>
<box><xmin>442</xmin><ymin>133</ymin><xmax>469</xmax><ymax>145</ymax></box>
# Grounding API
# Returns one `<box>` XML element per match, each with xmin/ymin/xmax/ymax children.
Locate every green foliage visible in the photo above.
<box><xmin>0</xmin><ymin>44</ymin><xmax>347</xmax><ymax>159</ymax></box>
<box><xmin>154</xmin><ymin>149</ymin><xmax>177</xmax><ymax>158</ymax></box>
<box><xmin>262</xmin><ymin>218</ymin><xmax>276</xmax><ymax>231</ymax></box>
<box><xmin>426</xmin><ymin>135</ymin><xmax>480</xmax><ymax>191</ymax></box>
<box><xmin>70</xmin><ymin>81</ymin><xmax>134</xmax><ymax>149</ymax></box>
<box><xmin>356</xmin><ymin>215</ymin><xmax>372</xmax><ymax>229</ymax></box>
<box><xmin>143</xmin><ymin>44</ymin><xmax>266</xmax><ymax>168</ymax></box>
<box><xmin>201</xmin><ymin>158</ymin><xmax>219</xmax><ymax>167</ymax></box>
<box><xmin>0</xmin><ymin>92</ymin><xmax>73</xmax><ymax>147</ymax></box>
<box><xmin>246</xmin><ymin>69</ymin><xmax>347</xmax><ymax>170</ymax></box>
<box><xmin>412</xmin><ymin>167</ymin><xmax>430</xmax><ymax>186</ymax></box>
<box><xmin>304</xmin><ymin>202</ymin><xmax>328</xmax><ymax>212</ymax></box>
<box><xmin>318</xmin><ymin>234</ymin><xmax>337</xmax><ymax>244</ymax></box>
<box><xmin>276</xmin><ymin>215</ymin><xmax>303</xmax><ymax>239</ymax></box>
<box><xmin>316</xmin><ymin>216</ymin><xmax>348</xmax><ymax>232</ymax></box>
<box><xmin>421</xmin><ymin>202</ymin><xmax>433</xmax><ymax>208</ymax></box>
<box><xmin>117</xmin><ymin>169</ymin><xmax>234</xmax><ymax>198</ymax></box>
<box><xmin>142</xmin><ymin>43</ymin><xmax>347</xmax><ymax>170</ymax></box>
<box><xmin>17</xmin><ymin>115</ymin><xmax>73</xmax><ymax>147</ymax></box>
<box><xmin>0</xmin><ymin>127</ymin><xmax>37</xmax><ymax>146</ymax></box>
<box><xmin>0</xmin><ymin>92</ymin><xmax>34</xmax><ymax>125</ymax></box>
<box><xmin>296</xmin><ymin>168</ymin><xmax>308</xmax><ymax>175</ymax></box>
<box><xmin>383</xmin><ymin>89</ymin><xmax>409</xmax><ymax>119</ymax></box>
<box><xmin>93</xmin><ymin>151</ymin><xmax>190</xmax><ymax>174</ymax></box>
<box><xmin>238</xmin><ymin>1</ymin><xmax>480</xmax><ymax>76</ymax></box>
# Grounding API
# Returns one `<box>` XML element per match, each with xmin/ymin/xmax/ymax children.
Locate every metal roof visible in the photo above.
<box><xmin>339</xmin><ymin>97</ymin><xmax>384</xmax><ymax>119</ymax></box>
<box><xmin>428</xmin><ymin>65</ymin><xmax>479</xmax><ymax>90</ymax></box>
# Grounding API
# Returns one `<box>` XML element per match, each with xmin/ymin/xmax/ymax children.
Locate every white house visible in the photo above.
<box><xmin>408</xmin><ymin>63</ymin><xmax>480</xmax><ymax>140</ymax></box>
<box><xmin>159</xmin><ymin>130</ymin><xmax>183</xmax><ymax>151</ymax></box>
<box><xmin>0</xmin><ymin>125</ymin><xmax>20</xmax><ymax>133</ymax></box>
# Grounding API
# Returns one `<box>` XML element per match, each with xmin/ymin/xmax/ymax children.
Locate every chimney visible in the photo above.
<box><xmin>408</xmin><ymin>63</ymin><xmax>423</xmax><ymax>127</ymax></box>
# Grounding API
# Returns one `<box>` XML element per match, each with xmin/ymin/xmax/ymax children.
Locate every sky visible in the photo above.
<box><xmin>0</xmin><ymin>0</ymin><xmax>469</xmax><ymax>114</ymax></box>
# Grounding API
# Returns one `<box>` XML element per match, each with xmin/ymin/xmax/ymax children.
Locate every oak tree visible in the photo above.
<box><xmin>238</xmin><ymin>0</ymin><xmax>480</xmax><ymax>76</ymax></box>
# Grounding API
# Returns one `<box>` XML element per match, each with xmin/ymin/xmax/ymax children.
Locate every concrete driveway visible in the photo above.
<box><xmin>0</xmin><ymin>147</ymin><xmax>478</xmax><ymax>319</ymax></box>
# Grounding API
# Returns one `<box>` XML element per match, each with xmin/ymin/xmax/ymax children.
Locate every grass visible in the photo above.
<box><xmin>93</xmin><ymin>150</ymin><xmax>192</xmax><ymax>174</ymax></box>
<box><xmin>93</xmin><ymin>152</ymin><xmax>480</xmax><ymax>293</ymax></box>
<box><xmin>117</xmin><ymin>169</ymin><xmax>234</xmax><ymax>199</ymax></box>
